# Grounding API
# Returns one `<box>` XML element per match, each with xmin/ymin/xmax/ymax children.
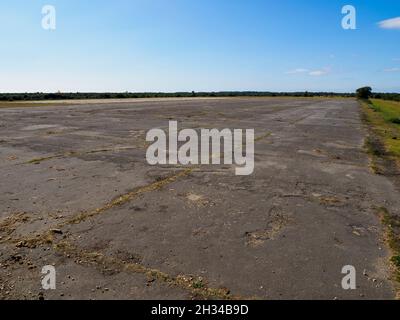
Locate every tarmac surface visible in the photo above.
<box><xmin>0</xmin><ymin>97</ymin><xmax>399</xmax><ymax>300</ymax></box>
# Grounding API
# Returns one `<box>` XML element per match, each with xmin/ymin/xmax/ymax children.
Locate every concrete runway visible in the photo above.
<box><xmin>0</xmin><ymin>97</ymin><xmax>399</xmax><ymax>299</ymax></box>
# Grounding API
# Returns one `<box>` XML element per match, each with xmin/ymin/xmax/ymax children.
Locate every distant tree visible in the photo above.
<box><xmin>374</xmin><ymin>93</ymin><xmax>382</xmax><ymax>99</ymax></box>
<box><xmin>356</xmin><ymin>87</ymin><xmax>372</xmax><ymax>99</ymax></box>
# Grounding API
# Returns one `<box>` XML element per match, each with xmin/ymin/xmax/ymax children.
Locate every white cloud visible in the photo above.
<box><xmin>285</xmin><ymin>68</ymin><xmax>309</xmax><ymax>74</ymax></box>
<box><xmin>309</xmin><ymin>68</ymin><xmax>330</xmax><ymax>76</ymax></box>
<box><xmin>383</xmin><ymin>67</ymin><xmax>400</xmax><ymax>72</ymax></box>
<box><xmin>378</xmin><ymin>17</ymin><xmax>400</xmax><ymax>29</ymax></box>
<box><xmin>286</xmin><ymin>67</ymin><xmax>331</xmax><ymax>76</ymax></box>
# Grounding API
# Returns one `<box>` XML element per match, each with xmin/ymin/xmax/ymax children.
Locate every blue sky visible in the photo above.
<box><xmin>0</xmin><ymin>0</ymin><xmax>399</xmax><ymax>93</ymax></box>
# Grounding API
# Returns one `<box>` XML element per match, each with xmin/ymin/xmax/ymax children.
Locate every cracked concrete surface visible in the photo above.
<box><xmin>0</xmin><ymin>97</ymin><xmax>399</xmax><ymax>300</ymax></box>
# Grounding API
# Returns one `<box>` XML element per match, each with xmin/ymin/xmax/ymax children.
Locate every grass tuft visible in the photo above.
<box><xmin>377</xmin><ymin>207</ymin><xmax>400</xmax><ymax>289</ymax></box>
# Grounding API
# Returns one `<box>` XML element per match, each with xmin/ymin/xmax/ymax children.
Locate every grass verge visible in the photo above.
<box><xmin>377</xmin><ymin>207</ymin><xmax>400</xmax><ymax>297</ymax></box>
<box><xmin>361</xmin><ymin>99</ymin><xmax>400</xmax><ymax>297</ymax></box>
<box><xmin>363</xmin><ymin>99</ymin><xmax>400</xmax><ymax>159</ymax></box>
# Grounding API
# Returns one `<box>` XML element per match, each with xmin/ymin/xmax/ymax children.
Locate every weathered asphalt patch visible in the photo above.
<box><xmin>1</xmin><ymin>97</ymin><xmax>399</xmax><ymax>299</ymax></box>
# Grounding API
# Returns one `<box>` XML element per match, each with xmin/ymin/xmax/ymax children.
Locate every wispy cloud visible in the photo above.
<box><xmin>285</xmin><ymin>67</ymin><xmax>330</xmax><ymax>76</ymax></box>
<box><xmin>383</xmin><ymin>67</ymin><xmax>400</xmax><ymax>72</ymax></box>
<box><xmin>309</xmin><ymin>68</ymin><xmax>330</xmax><ymax>76</ymax></box>
<box><xmin>285</xmin><ymin>68</ymin><xmax>309</xmax><ymax>74</ymax></box>
<box><xmin>378</xmin><ymin>17</ymin><xmax>400</xmax><ymax>29</ymax></box>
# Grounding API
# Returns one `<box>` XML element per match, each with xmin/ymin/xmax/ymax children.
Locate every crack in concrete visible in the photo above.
<box><xmin>0</xmin><ymin>168</ymin><xmax>246</xmax><ymax>300</ymax></box>
<box><xmin>52</xmin><ymin>240</ymin><xmax>245</xmax><ymax>300</ymax></box>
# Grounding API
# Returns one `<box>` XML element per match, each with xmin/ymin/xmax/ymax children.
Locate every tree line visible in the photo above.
<box><xmin>0</xmin><ymin>90</ymin><xmax>398</xmax><ymax>102</ymax></box>
<box><xmin>0</xmin><ymin>91</ymin><xmax>355</xmax><ymax>101</ymax></box>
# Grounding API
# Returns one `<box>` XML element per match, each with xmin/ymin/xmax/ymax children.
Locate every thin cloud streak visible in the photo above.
<box><xmin>378</xmin><ymin>17</ymin><xmax>400</xmax><ymax>29</ymax></box>
<box><xmin>383</xmin><ymin>67</ymin><xmax>400</xmax><ymax>72</ymax></box>
<box><xmin>285</xmin><ymin>68</ymin><xmax>309</xmax><ymax>74</ymax></box>
<box><xmin>309</xmin><ymin>68</ymin><xmax>331</xmax><ymax>77</ymax></box>
<box><xmin>285</xmin><ymin>67</ymin><xmax>330</xmax><ymax>76</ymax></box>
